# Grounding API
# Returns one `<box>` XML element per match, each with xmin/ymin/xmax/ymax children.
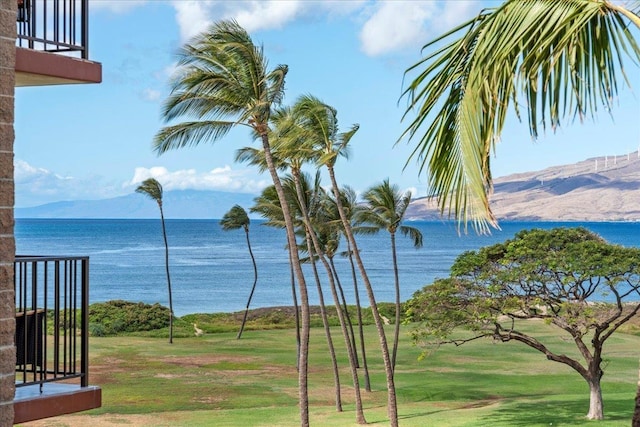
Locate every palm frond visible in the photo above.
<box><xmin>399</xmin><ymin>0</ymin><xmax>640</xmax><ymax>233</ymax></box>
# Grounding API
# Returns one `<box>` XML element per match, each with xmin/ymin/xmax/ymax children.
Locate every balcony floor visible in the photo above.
<box><xmin>14</xmin><ymin>383</ymin><xmax>102</xmax><ymax>424</ymax></box>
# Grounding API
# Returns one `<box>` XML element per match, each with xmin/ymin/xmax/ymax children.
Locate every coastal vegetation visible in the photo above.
<box><xmin>406</xmin><ymin>227</ymin><xmax>640</xmax><ymax>420</ymax></box>
<box><xmin>135</xmin><ymin>1</ymin><xmax>640</xmax><ymax>425</ymax></box>
<box><xmin>25</xmin><ymin>314</ymin><xmax>640</xmax><ymax>426</ymax></box>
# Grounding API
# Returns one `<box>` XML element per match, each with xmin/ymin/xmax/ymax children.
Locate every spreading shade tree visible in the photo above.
<box><xmin>401</xmin><ymin>1</ymin><xmax>640</xmax><ymax>418</ymax></box>
<box><xmin>406</xmin><ymin>227</ymin><xmax>640</xmax><ymax>420</ymax></box>
<box><xmin>153</xmin><ymin>20</ymin><xmax>313</xmax><ymax>425</ymax></box>
<box><xmin>220</xmin><ymin>205</ymin><xmax>257</xmax><ymax>340</ymax></box>
<box><xmin>135</xmin><ymin>178</ymin><xmax>174</xmax><ymax>344</ymax></box>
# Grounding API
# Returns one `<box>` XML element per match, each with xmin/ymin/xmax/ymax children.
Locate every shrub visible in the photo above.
<box><xmin>88</xmin><ymin>300</ymin><xmax>170</xmax><ymax>335</ymax></box>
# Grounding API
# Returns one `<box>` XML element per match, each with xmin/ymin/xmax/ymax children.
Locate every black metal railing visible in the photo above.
<box><xmin>16</xmin><ymin>0</ymin><xmax>89</xmax><ymax>59</ymax></box>
<box><xmin>14</xmin><ymin>255</ymin><xmax>90</xmax><ymax>389</ymax></box>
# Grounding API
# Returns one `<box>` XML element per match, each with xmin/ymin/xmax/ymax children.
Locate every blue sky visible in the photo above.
<box><xmin>14</xmin><ymin>0</ymin><xmax>640</xmax><ymax>208</ymax></box>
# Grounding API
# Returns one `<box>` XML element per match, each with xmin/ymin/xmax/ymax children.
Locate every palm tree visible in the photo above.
<box><xmin>294</xmin><ymin>94</ymin><xmax>399</xmax><ymax>426</ymax></box>
<box><xmin>265</xmin><ymin>105</ymin><xmax>358</xmax><ymax>417</ymax></box>
<box><xmin>358</xmin><ymin>179</ymin><xmax>423</xmax><ymax>371</ymax></box>
<box><xmin>135</xmin><ymin>178</ymin><xmax>174</xmax><ymax>344</ymax></box>
<box><xmin>153</xmin><ymin>20</ymin><xmax>313</xmax><ymax>425</ymax></box>
<box><xmin>328</xmin><ymin>186</ymin><xmax>372</xmax><ymax>392</ymax></box>
<box><xmin>400</xmin><ymin>1</ymin><xmax>640</xmax><ymax>420</ymax></box>
<box><xmin>284</xmin><ymin>172</ymin><xmax>344</xmax><ymax>413</ymax></box>
<box><xmin>400</xmin><ymin>0</ymin><xmax>640</xmax><ymax>235</ymax></box>
<box><xmin>250</xmin><ymin>185</ymin><xmax>301</xmax><ymax>369</ymax></box>
<box><xmin>220</xmin><ymin>205</ymin><xmax>257</xmax><ymax>340</ymax></box>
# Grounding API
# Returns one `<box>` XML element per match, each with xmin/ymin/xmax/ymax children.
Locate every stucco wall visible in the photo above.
<box><xmin>0</xmin><ymin>0</ymin><xmax>16</xmax><ymax>425</ymax></box>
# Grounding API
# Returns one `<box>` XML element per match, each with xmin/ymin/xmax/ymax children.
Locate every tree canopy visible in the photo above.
<box><xmin>406</xmin><ymin>227</ymin><xmax>640</xmax><ymax>419</ymax></box>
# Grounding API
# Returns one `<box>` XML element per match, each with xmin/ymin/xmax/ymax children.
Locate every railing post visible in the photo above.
<box><xmin>81</xmin><ymin>0</ymin><xmax>88</xmax><ymax>59</ymax></box>
<box><xmin>81</xmin><ymin>257</ymin><xmax>89</xmax><ymax>387</ymax></box>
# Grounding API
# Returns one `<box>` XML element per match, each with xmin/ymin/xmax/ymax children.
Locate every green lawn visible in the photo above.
<box><xmin>24</xmin><ymin>320</ymin><xmax>640</xmax><ymax>426</ymax></box>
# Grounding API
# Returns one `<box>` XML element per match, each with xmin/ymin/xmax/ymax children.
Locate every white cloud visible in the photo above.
<box><xmin>169</xmin><ymin>1</ymin><xmax>367</xmax><ymax>44</ymax></box>
<box><xmin>360</xmin><ymin>1</ymin><xmax>435</xmax><ymax>57</ymax></box>
<box><xmin>171</xmin><ymin>0</ymin><xmax>214</xmax><ymax>42</ymax></box>
<box><xmin>15</xmin><ymin>160</ymin><xmax>125</xmax><ymax>207</ymax></box>
<box><xmin>15</xmin><ymin>160</ymin><xmax>270</xmax><ymax>207</ymax></box>
<box><xmin>359</xmin><ymin>0</ymin><xmax>483</xmax><ymax>57</ymax></box>
<box><xmin>140</xmin><ymin>88</ymin><xmax>161</xmax><ymax>102</ymax></box>
<box><xmin>127</xmin><ymin>165</ymin><xmax>269</xmax><ymax>194</ymax></box>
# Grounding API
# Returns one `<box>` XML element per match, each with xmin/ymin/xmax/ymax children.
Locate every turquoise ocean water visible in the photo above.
<box><xmin>15</xmin><ymin>219</ymin><xmax>640</xmax><ymax>316</ymax></box>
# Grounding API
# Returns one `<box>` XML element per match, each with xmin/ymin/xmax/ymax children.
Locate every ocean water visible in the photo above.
<box><xmin>14</xmin><ymin>219</ymin><xmax>640</xmax><ymax>316</ymax></box>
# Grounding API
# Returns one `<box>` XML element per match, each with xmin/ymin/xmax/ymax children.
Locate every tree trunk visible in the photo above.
<box><xmin>159</xmin><ymin>205</ymin><xmax>173</xmax><ymax>345</ymax></box>
<box><xmin>305</xmin><ymin>232</ymin><xmax>342</xmax><ymax>412</ymax></box>
<box><xmin>586</xmin><ymin>378</ymin><xmax>604</xmax><ymax>420</ymax></box>
<box><xmin>633</xmin><ymin>359</ymin><xmax>640</xmax><ymax>426</ymax></box>
<box><xmin>327</xmin><ymin>165</ymin><xmax>398</xmax><ymax>426</ymax></box>
<box><xmin>390</xmin><ymin>232</ymin><xmax>400</xmax><ymax>372</ymax></box>
<box><xmin>292</xmin><ymin>170</ymin><xmax>363</xmax><ymax>422</ymax></box>
<box><xmin>261</xmin><ymin>135</ymin><xmax>310</xmax><ymax>427</ymax></box>
<box><xmin>330</xmin><ymin>257</ymin><xmax>358</xmax><ymax>367</ymax></box>
<box><xmin>236</xmin><ymin>227</ymin><xmax>258</xmax><ymax>340</ymax></box>
<box><xmin>347</xmin><ymin>239</ymin><xmax>371</xmax><ymax>392</ymax></box>
<box><xmin>289</xmin><ymin>251</ymin><xmax>301</xmax><ymax>372</ymax></box>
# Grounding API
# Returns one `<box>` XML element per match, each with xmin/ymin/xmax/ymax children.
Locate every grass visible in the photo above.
<box><xmin>22</xmin><ymin>316</ymin><xmax>640</xmax><ymax>426</ymax></box>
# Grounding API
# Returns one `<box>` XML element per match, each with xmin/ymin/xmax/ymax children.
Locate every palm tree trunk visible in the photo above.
<box><xmin>347</xmin><ymin>239</ymin><xmax>371</xmax><ymax>391</ymax></box>
<box><xmin>326</xmin><ymin>164</ymin><xmax>398</xmax><ymax>426</ymax></box>
<box><xmin>289</xmin><ymin>250</ymin><xmax>301</xmax><ymax>372</ymax></box>
<box><xmin>305</xmin><ymin>233</ymin><xmax>342</xmax><ymax>412</ymax></box>
<box><xmin>390</xmin><ymin>232</ymin><xmax>400</xmax><ymax>371</ymax></box>
<box><xmin>261</xmin><ymin>134</ymin><xmax>310</xmax><ymax>427</ymax></box>
<box><xmin>159</xmin><ymin>205</ymin><xmax>173</xmax><ymax>344</ymax></box>
<box><xmin>330</xmin><ymin>257</ymin><xmax>359</xmax><ymax>367</ymax></box>
<box><xmin>237</xmin><ymin>227</ymin><xmax>258</xmax><ymax>339</ymax></box>
<box><xmin>292</xmin><ymin>170</ymin><xmax>364</xmax><ymax>422</ymax></box>
<box><xmin>633</xmin><ymin>359</ymin><xmax>640</xmax><ymax>426</ymax></box>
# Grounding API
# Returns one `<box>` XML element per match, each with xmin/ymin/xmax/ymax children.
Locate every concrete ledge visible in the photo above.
<box><xmin>15</xmin><ymin>48</ymin><xmax>102</xmax><ymax>86</ymax></box>
<box><xmin>14</xmin><ymin>383</ymin><xmax>101</xmax><ymax>424</ymax></box>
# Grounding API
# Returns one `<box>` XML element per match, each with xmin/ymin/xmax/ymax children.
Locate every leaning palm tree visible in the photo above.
<box><xmin>136</xmin><ymin>178</ymin><xmax>174</xmax><ymax>344</ymax></box>
<box><xmin>220</xmin><ymin>205</ymin><xmax>257</xmax><ymax>340</ymax></box>
<box><xmin>327</xmin><ymin>186</ymin><xmax>372</xmax><ymax>392</ymax></box>
<box><xmin>400</xmin><ymin>0</ymin><xmax>640</xmax><ymax>235</ymax></box>
<box><xmin>294</xmin><ymin>94</ymin><xmax>399</xmax><ymax>426</ymax></box>
<box><xmin>153</xmin><ymin>20</ymin><xmax>313</xmax><ymax>425</ymax></box>
<box><xmin>358</xmin><ymin>179</ymin><xmax>423</xmax><ymax>371</ymax></box>
<box><xmin>250</xmin><ymin>185</ymin><xmax>302</xmax><ymax>369</ymax></box>
<box><xmin>400</xmin><ymin>1</ymin><xmax>640</xmax><ymax>420</ymax></box>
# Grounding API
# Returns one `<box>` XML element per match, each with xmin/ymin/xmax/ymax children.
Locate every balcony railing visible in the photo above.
<box><xmin>16</xmin><ymin>0</ymin><xmax>89</xmax><ymax>59</ymax></box>
<box><xmin>14</xmin><ymin>255</ymin><xmax>90</xmax><ymax>389</ymax></box>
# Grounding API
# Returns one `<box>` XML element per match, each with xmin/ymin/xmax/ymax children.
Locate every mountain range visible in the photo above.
<box><xmin>406</xmin><ymin>152</ymin><xmax>640</xmax><ymax>222</ymax></box>
<box><xmin>16</xmin><ymin>152</ymin><xmax>640</xmax><ymax>221</ymax></box>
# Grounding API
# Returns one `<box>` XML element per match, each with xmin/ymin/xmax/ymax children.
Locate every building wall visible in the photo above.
<box><xmin>0</xmin><ymin>0</ymin><xmax>16</xmax><ymax>425</ymax></box>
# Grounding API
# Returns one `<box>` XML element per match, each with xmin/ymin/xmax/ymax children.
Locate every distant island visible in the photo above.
<box><xmin>16</xmin><ymin>152</ymin><xmax>640</xmax><ymax>221</ymax></box>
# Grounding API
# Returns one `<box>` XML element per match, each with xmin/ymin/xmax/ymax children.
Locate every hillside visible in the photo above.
<box><xmin>15</xmin><ymin>190</ymin><xmax>257</xmax><ymax>219</ymax></box>
<box><xmin>16</xmin><ymin>152</ymin><xmax>640</xmax><ymax>221</ymax></box>
<box><xmin>406</xmin><ymin>152</ymin><xmax>640</xmax><ymax>222</ymax></box>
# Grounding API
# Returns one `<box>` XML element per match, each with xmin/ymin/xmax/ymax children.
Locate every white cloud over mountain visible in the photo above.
<box><xmin>15</xmin><ymin>160</ymin><xmax>269</xmax><ymax>208</ymax></box>
<box><xmin>128</xmin><ymin>166</ymin><xmax>270</xmax><ymax>194</ymax></box>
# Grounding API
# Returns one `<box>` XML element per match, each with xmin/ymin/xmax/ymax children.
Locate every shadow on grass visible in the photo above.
<box><xmin>477</xmin><ymin>395</ymin><xmax>633</xmax><ymax>426</ymax></box>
